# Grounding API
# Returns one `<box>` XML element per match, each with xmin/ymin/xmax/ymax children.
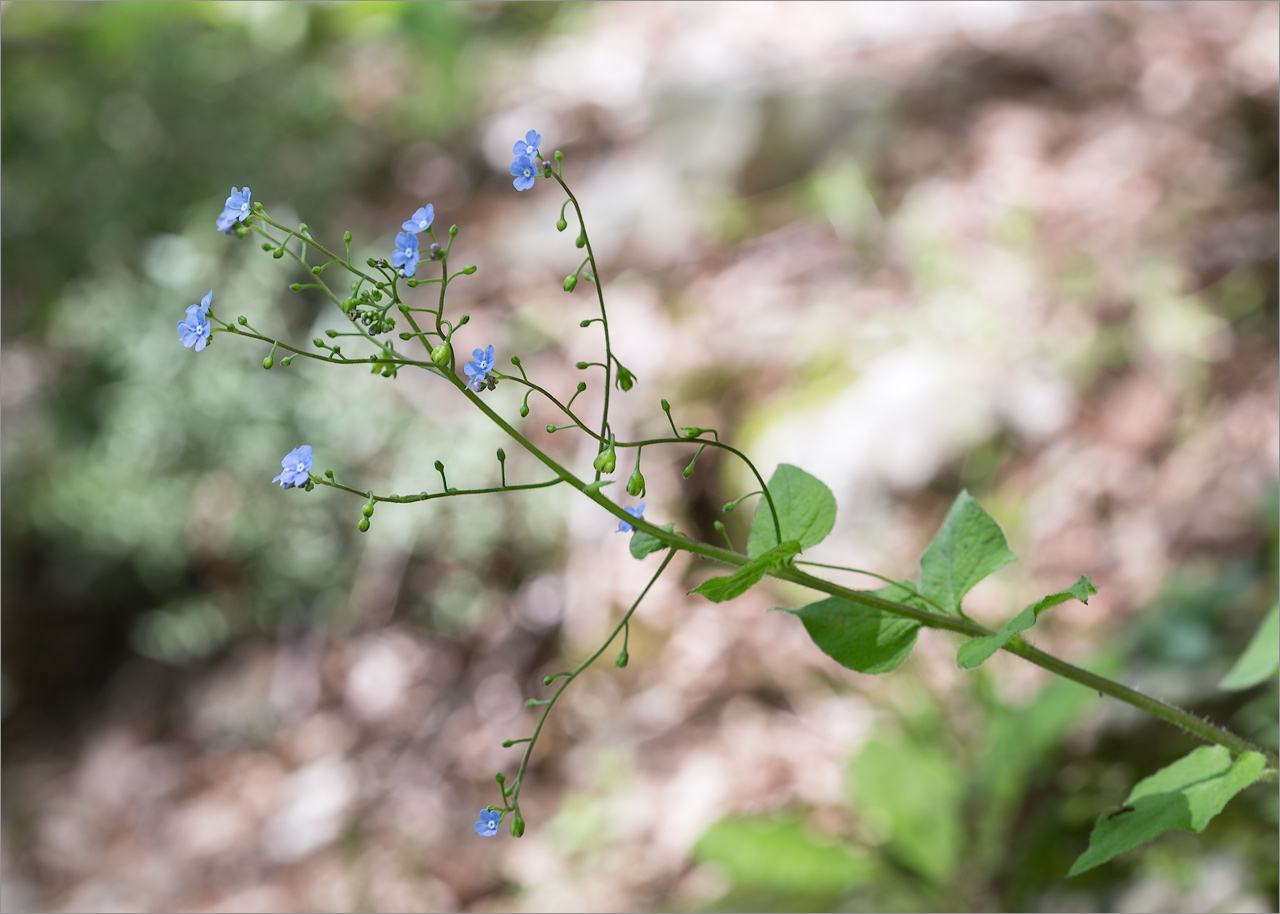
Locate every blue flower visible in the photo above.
<box><xmin>509</xmin><ymin>155</ymin><xmax>538</xmax><ymax>192</ymax></box>
<box><xmin>512</xmin><ymin>130</ymin><xmax>541</xmax><ymax>159</ymax></box>
<box><xmin>391</xmin><ymin>231</ymin><xmax>420</xmax><ymax>278</ymax></box>
<box><xmin>617</xmin><ymin>502</ymin><xmax>645</xmax><ymax>533</ymax></box>
<box><xmin>464</xmin><ymin>345</ymin><xmax>496</xmax><ymax>392</ymax></box>
<box><xmin>474</xmin><ymin>808</ymin><xmax>501</xmax><ymax>837</ymax></box>
<box><xmin>177</xmin><ymin>291</ymin><xmax>213</xmax><ymax>352</ymax></box>
<box><xmin>272</xmin><ymin>445</ymin><xmax>314</xmax><ymax>489</ymax></box>
<box><xmin>216</xmin><ymin>186</ymin><xmax>252</xmax><ymax>232</ymax></box>
<box><xmin>402</xmin><ymin>204</ymin><xmax>435</xmax><ymax>234</ymax></box>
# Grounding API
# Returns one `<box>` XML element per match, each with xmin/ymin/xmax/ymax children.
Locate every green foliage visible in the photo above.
<box><xmin>747</xmin><ymin>464</ymin><xmax>836</xmax><ymax>557</ymax></box>
<box><xmin>919</xmin><ymin>490</ymin><xmax>1017</xmax><ymax>616</ymax></box>
<box><xmin>1219</xmin><ymin>604</ymin><xmax>1280</xmax><ymax>690</ymax></box>
<box><xmin>1069</xmin><ymin>746</ymin><xmax>1268</xmax><ymax>876</ymax></box>
<box><xmin>629</xmin><ymin>523</ymin><xmax>674</xmax><ymax>559</ymax></box>
<box><xmin>690</xmin><ymin>541</ymin><xmax>800</xmax><ymax>603</ymax></box>
<box><xmin>957</xmin><ymin>574</ymin><xmax>1097</xmax><ymax>669</ymax></box>
<box><xmin>693</xmin><ymin>816</ymin><xmax>873</xmax><ymax>897</ymax></box>
<box><xmin>849</xmin><ymin>734</ymin><xmax>965</xmax><ymax>883</ymax></box>
<box><xmin>784</xmin><ymin>581</ymin><xmax>928</xmax><ymax>674</ymax></box>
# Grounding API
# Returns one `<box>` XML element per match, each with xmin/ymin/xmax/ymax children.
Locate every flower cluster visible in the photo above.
<box><xmin>464</xmin><ymin>344</ymin><xmax>496</xmax><ymax>392</ymax></box>
<box><xmin>392</xmin><ymin>203</ymin><xmax>437</xmax><ymax>278</ymax></box>
<box><xmin>509</xmin><ymin>130</ymin><xmax>541</xmax><ymax>192</ymax></box>
<box><xmin>177</xmin><ymin>290</ymin><xmax>213</xmax><ymax>352</ymax></box>
<box><xmin>215</xmin><ymin>186</ymin><xmax>252</xmax><ymax>234</ymax></box>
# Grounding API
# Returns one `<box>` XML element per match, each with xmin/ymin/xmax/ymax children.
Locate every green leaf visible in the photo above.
<box><xmin>784</xmin><ymin>581</ymin><xmax>925</xmax><ymax>674</ymax></box>
<box><xmin>1219</xmin><ymin>604</ymin><xmax>1279</xmax><ymax>690</ymax></box>
<box><xmin>918</xmin><ymin>491</ymin><xmax>1017</xmax><ymax>615</ymax></box>
<box><xmin>957</xmin><ymin>574</ymin><xmax>1097</xmax><ymax>669</ymax></box>
<box><xmin>747</xmin><ymin>464</ymin><xmax>837</xmax><ymax>557</ymax></box>
<box><xmin>694</xmin><ymin>815</ymin><xmax>874</xmax><ymax>896</ymax></box>
<box><xmin>849</xmin><ymin>735</ymin><xmax>964</xmax><ymax>883</ymax></box>
<box><xmin>629</xmin><ymin>522</ymin><xmax>674</xmax><ymax>560</ymax></box>
<box><xmin>690</xmin><ymin>541</ymin><xmax>799</xmax><ymax>603</ymax></box>
<box><xmin>1068</xmin><ymin>746</ymin><xmax>1267</xmax><ymax>877</ymax></box>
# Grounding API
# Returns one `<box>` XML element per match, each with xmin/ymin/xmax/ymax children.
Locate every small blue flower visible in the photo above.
<box><xmin>402</xmin><ymin>204</ymin><xmax>435</xmax><ymax>234</ymax></box>
<box><xmin>464</xmin><ymin>345</ymin><xmax>496</xmax><ymax>392</ymax></box>
<box><xmin>216</xmin><ymin>186</ymin><xmax>252</xmax><ymax>232</ymax></box>
<box><xmin>474</xmin><ymin>808</ymin><xmax>501</xmax><ymax>838</ymax></box>
<box><xmin>618</xmin><ymin>502</ymin><xmax>645</xmax><ymax>533</ymax></box>
<box><xmin>177</xmin><ymin>291</ymin><xmax>214</xmax><ymax>352</ymax></box>
<box><xmin>272</xmin><ymin>445</ymin><xmax>314</xmax><ymax>489</ymax></box>
<box><xmin>509</xmin><ymin>155</ymin><xmax>538</xmax><ymax>192</ymax></box>
<box><xmin>391</xmin><ymin>231</ymin><xmax>420</xmax><ymax>278</ymax></box>
<box><xmin>512</xmin><ymin>130</ymin><xmax>541</xmax><ymax>159</ymax></box>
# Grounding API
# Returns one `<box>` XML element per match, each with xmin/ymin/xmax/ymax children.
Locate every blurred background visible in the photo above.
<box><xmin>2</xmin><ymin>2</ymin><xmax>1277</xmax><ymax>911</ymax></box>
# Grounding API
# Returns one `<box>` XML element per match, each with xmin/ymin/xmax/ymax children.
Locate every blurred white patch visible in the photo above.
<box><xmin>261</xmin><ymin>757</ymin><xmax>357</xmax><ymax>863</ymax></box>
<box><xmin>344</xmin><ymin>635</ymin><xmax>414</xmax><ymax>722</ymax></box>
<box><xmin>143</xmin><ymin>235</ymin><xmax>209</xmax><ymax>289</ymax></box>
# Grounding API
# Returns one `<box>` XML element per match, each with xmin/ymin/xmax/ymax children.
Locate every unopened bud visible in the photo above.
<box><xmin>511</xmin><ymin>813</ymin><xmax>526</xmax><ymax>838</ymax></box>
<box><xmin>362</xmin><ymin>503</ymin><xmax>374</xmax><ymax>518</ymax></box>
<box><xmin>626</xmin><ymin>467</ymin><xmax>645</xmax><ymax>497</ymax></box>
<box><xmin>563</xmin><ymin>273</ymin><xmax>578</xmax><ymax>293</ymax></box>
<box><xmin>262</xmin><ymin>356</ymin><xmax>274</xmax><ymax>370</ymax></box>
<box><xmin>358</xmin><ymin>518</ymin><xmax>370</xmax><ymax>532</ymax></box>
<box><xmin>615</xmin><ymin>650</ymin><xmax>629</xmax><ymax>668</ymax></box>
<box><xmin>556</xmin><ymin>217</ymin><xmax>568</xmax><ymax>232</ymax></box>
<box><xmin>430</xmin><ymin>342</ymin><xmax>451</xmax><ymax>366</ymax></box>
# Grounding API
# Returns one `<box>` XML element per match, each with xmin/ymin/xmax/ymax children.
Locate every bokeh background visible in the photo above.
<box><xmin>2</xmin><ymin>2</ymin><xmax>1277</xmax><ymax>911</ymax></box>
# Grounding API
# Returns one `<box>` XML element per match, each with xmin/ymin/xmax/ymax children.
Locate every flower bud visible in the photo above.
<box><xmin>520</xmin><ymin>404</ymin><xmax>530</xmax><ymax>418</ymax></box>
<box><xmin>575</xmin><ymin>231</ymin><xmax>586</xmax><ymax>249</ymax></box>
<box><xmin>311</xmin><ymin>265</ymin><xmax>323</xmax><ymax>275</ymax></box>
<box><xmin>262</xmin><ymin>356</ymin><xmax>274</xmax><ymax>370</ymax></box>
<box><xmin>615</xmin><ymin>366</ymin><xmax>635</xmax><ymax>391</ymax></box>
<box><xmin>563</xmin><ymin>272</ymin><xmax>578</xmax><ymax>293</ymax></box>
<box><xmin>661</xmin><ymin>399</ymin><xmax>671</xmax><ymax>412</ymax></box>
<box><xmin>556</xmin><ymin>217</ymin><xmax>568</xmax><ymax>232</ymax></box>
<box><xmin>682</xmin><ymin>427</ymin><xmax>702</xmax><ymax>439</ymax></box>
<box><xmin>461</xmin><ymin>265</ymin><xmax>477</xmax><ymax>274</ymax></box>
<box><xmin>593</xmin><ymin>446</ymin><xmax>616</xmax><ymax>475</ymax></box>
<box><xmin>615</xmin><ymin>650</ymin><xmax>629</xmax><ymax>668</ymax></box>
<box><xmin>576</xmin><ymin>361</ymin><xmax>589</xmax><ymax>370</ymax></box>
<box><xmin>497</xmin><ymin>448</ymin><xmax>506</xmax><ymax>462</ymax></box>
<box><xmin>237</xmin><ymin>316</ymin><xmax>248</xmax><ymax>325</ymax></box>
<box><xmin>313</xmin><ymin>337</ymin><xmax>325</xmax><ymax>347</ymax></box>
<box><xmin>626</xmin><ymin>467</ymin><xmax>645</xmax><ymax>497</ymax></box>
<box><xmin>362</xmin><ymin>503</ymin><xmax>375</xmax><ymax>518</ymax></box>
<box><xmin>290</xmin><ymin>283</ymin><xmax>303</xmax><ymax>292</ymax></box>
<box><xmin>430</xmin><ymin>342</ymin><xmax>451</xmax><ymax>366</ymax></box>
<box><xmin>343</xmin><ymin>231</ymin><xmax>353</xmax><ymax>244</ymax></box>
<box><xmin>326</xmin><ymin>329</ymin><xmax>339</xmax><ymax>338</ymax></box>
<box><xmin>511</xmin><ymin>813</ymin><xmax>526</xmax><ymax>838</ymax></box>
<box><xmin>434</xmin><ymin>460</ymin><xmax>445</xmax><ymax>472</ymax></box>
<box><xmin>358</xmin><ymin>518</ymin><xmax>370</xmax><ymax>533</ymax></box>
<box><xmin>272</xmin><ymin>246</ymin><xmax>285</xmax><ymax>259</ymax></box>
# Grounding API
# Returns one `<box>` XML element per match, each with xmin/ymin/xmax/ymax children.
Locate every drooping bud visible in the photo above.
<box><xmin>556</xmin><ymin>217</ymin><xmax>568</xmax><ymax>232</ymax></box>
<box><xmin>262</xmin><ymin>355</ymin><xmax>274</xmax><ymax>370</ymax></box>
<box><xmin>430</xmin><ymin>342</ymin><xmax>451</xmax><ymax>366</ymax></box>
<box><xmin>563</xmin><ymin>272</ymin><xmax>578</xmax><ymax>293</ymax></box>
<box><xmin>358</xmin><ymin>518</ymin><xmax>370</xmax><ymax>533</ymax></box>
<box><xmin>362</xmin><ymin>502</ymin><xmax>375</xmax><ymax>518</ymax></box>
<box><xmin>615</xmin><ymin>650</ymin><xmax>629</xmax><ymax>668</ymax></box>
<box><xmin>511</xmin><ymin>812</ymin><xmax>526</xmax><ymax>838</ymax></box>
<box><xmin>615</xmin><ymin>366</ymin><xmax>635</xmax><ymax>391</ymax></box>
<box><xmin>593</xmin><ymin>439</ymin><xmax>616</xmax><ymax>474</ymax></box>
<box><xmin>626</xmin><ymin>467</ymin><xmax>645</xmax><ymax>497</ymax></box>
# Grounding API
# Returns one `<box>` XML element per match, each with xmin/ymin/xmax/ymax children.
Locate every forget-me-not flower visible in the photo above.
<box><xmin>391</xmin><ymin>231</ymin><xmax>420</xmax><ymax>278</ymax></box>
<box><xmin>474</xmin><ymin>808</ymin><xmax>501</xmax><ymax>837</ymax></box>
<box><xmin>402</xmin><ymin>204</ymin><xmax>434</xmax><ymax>234</ymax></box>
<box><xmin>272</xmin><ymin>445</ymin><xmax>314</xmax><ymax>489</ymax></box>
<box><xmin>513</xmin><ymin>130</ymin><xmax>541</xmax><ymax>160</ymax></box>
<box><xmin>617</xmin><ymin>502</ymin><xmax>645</xmax><ymax>533</ymax></box>
<box><xmin>216</xmin><ymin>186</ymin><xmax>252</xmax><ymax>232</ymax></box>
<box><xmin>510</xmin><ymin>155</ymin><xmax>538</xmax><ymax>192</ymax></box>
<box><xmin>464</xmin><ymin>345</ymin><xmax>496</xmax><ymax>392</ymax></box>
<box><xmin>177</xmin><ymin>290</ymin><xmax>214</xmax><ymax>352</ymax></box>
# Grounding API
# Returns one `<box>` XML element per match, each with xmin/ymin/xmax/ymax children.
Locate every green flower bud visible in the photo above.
<box><xmin>615</xmin><ymin>366</ymin><xmax>635</xmax><ymax>391</ymax></box>
<box><xmin>546</xmin><ymin>424</ymin><xmax>556</xmax><ymax>433</ymax></box>
<box><xmin>661</xmin><ymin>399</ymin><xmax>671</xmax><ymax>411</ymax></box>
<box><xmin>262</xmin><ymin>356</ymin><xmax>274</xmax><ymax>370</ymax></box>
<box><xmin>366</xmin><ymin>257</ymin><xmax>377</xmax><ymax>267</ymax></box>
<box><xmin>343</xmin><ymin>231</ymin><xmax>353</xmax><ymax>244</ymax></box>
<box><xmin>313</xmin><ymin>338</ymin><xmax>325</xmax><ymax>347</ymax></box>
<box><xmin>575</xmin><ymin>231</ymin><xmax>586</xmax><ymax>249</ymax></box>
<box><xmin>311</xmin><ymin>265</ymin><xmax>323</xmax><ymax>275</ymax></box>
<box><xmin>520</xmin><ymin>405</ymin><xmax>530</xmax><ymax>418</ymax></box>
<box><xmin>682</xmin><ymin>427</ymin><xmax>703</xmax><ymax>439</ymax></box>
<box><xmin>495</xmin><ymin>772</ymin><xmax>506</xmax><ymax>785</ymax></box>
<box><xmin>461</xmin><ymin>265</ymin><xmax>477</xmax><ymax>274</ymax></box>
<box><xmin>449</xmin><ymin>224</ymin><xmax>459</xmax><ymax>237</ymax></box>
<box><xmin>576</xmin><ymin>361</ymin><xmax>589</xmax><ymax>370</ymax></box>
<box><xmin>272</xmin><ymin>247</ymin><xmax>285</xmax><ymax>259</ymax></box>
<box><xmin>683</xmin><ymin>464</ymin><xmax>696</xmax><ymax>479</ymax></box>
<box><xmin>434</xmin><ymin>460</ymin><xmax>445</xmax><ymax>472</ymax></box>
<box><xmin>502</xmin><ymin>739</ymin><xmax>514</xmax><ymax>748</ymax></box>
<box><xmin>626</xmin><ymin>467</ymin><xmax>645</xmax><ymax>497</ymax></box>
<box><xmin>362</xmin><ymin>503</ymin><xmax>375</xmax><ymax>518</ymax></box>
<box><xmin>262</xmin><ymin>242</ymin><xmax>274</xmax><ymax>251</ymax></box>
<box><xmin>237</xmin><ymin>316</ymin><xmax>248</xmax><ymax>325</ymax></box>
<box><xmin>290</xmin><ymin>283</ymin><xmax>303</xmax><ymax>292</ymax></box>
<box><xmin>511</xmin><ymin>813</ymin><xmax>525</xmax><ymax>838</ymax></box>
<box><xmin>593</xmin><ymin>444</ymin><xmax>616</xmax><ymax>475</ymax></box>
<box><xmin>556</xmin><ymin>217</ymin><xmax>568</xmax><ymax>232</ymax></box>
<box><xmin>430</xmin><ymin>342</ymin><xmax>451</xmax><ymax>366</ymax></box>
<box><xmin>563</xmin><ymin>272</ymin><xmax>578</xmax><ymax>293</ymax></box>
<box><xmin>615</xmin><ymin>650</ymin><xmax>629</xmax><ymax>668</ymax></box>
<box><xmin>399</xmin><ymin>332</ymin><xmax>413</xmax><ymax>341</ymax></box>
<box><xmin>358</xmin><ymin>518</ymin><xmax>370</xmax><ymax>533</ymax></box>
<box><xmin>458</xmin><ymin>315</ymin><xmax>470</xmax><ymax>326</ymax></box>
<box><xmin>497</xmin><ymin>448</ymin><xmax>506</xmax><ymax>462</ymax></box>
